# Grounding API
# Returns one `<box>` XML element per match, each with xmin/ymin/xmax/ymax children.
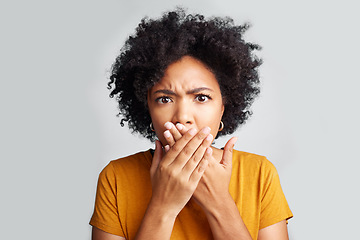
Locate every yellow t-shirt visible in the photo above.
<box><xmin>90</xmin><ymin>149</ymin><xmax>293</xmax><ymax>239</ymax></box>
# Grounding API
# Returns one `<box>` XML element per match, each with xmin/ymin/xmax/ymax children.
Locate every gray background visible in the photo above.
<box><xmin>1</xmin><ymin>0</ymin><xmax>359</xmax><ymax>239</ymax></box>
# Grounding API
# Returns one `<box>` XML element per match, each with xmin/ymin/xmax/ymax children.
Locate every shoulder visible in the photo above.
<box><xmin>230</xmin><ymin>150</ymin><xmax>293</xmax><ymax>229</ymax></box>
<box><xmin>99</xmin><ymin>149</ymin><xmax>153</xmax><ymax>180</ymax></box>
<box><xmin>232</xmin><ymin>149</ymin><xmax>275</xmax><ymax>171</ymax></box>
<box><xmin>231</xmin><ymin>149</ymin><xmax>280</xmax><ymax>187</ymax></box>
<box><xmin>107</xmin><ymin>149</ymin><xmax>152</xmax><ymax>170</ymax></box>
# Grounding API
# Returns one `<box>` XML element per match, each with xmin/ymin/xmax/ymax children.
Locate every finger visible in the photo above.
<box><xmin>189</xmin><ymin>150</ymin><xmax>210</xmax><ymax>183</ymax></box>
<box><xmin>175</xmin><ymin>123</ymin><xmax>188</xmax><ymax>136</ymax></box>
<box><xmin>182</xmin><ymin>133</ymin><xmax>213</xmax><ymax>174</ymax></box>
<box><xmin>205</xmin><ymin>146</ymin><xmax>213</xmax><ymax>158</ymax></box>
<box><xmin>161</xmin><ymin>127</ymin><xmax>198</xmax><ymax>166</ymax></box>
<box><xmin>164</xmin><ymin>122</ymin><xmax>182</xmax><ymax>145</ymax></box>
<box><xmin>164</xmin><ymin>130</ymin><xmax>175</xmax><ymax>147</ymax></box>
<box><xmin>150</xmin><ymin>140</ymin><xmax>163</xmax><ymax>177</ymax></box>
<box><xmin>198</xmin><ymin>159</ymin><xmax>208</xmax><ymax>173</ymax></box>
<box><xmin>170</xmin><ymin>127</ymin><xmax>211</xmax><ymax>170</ymax></box>
<box><xmin>221</xmin><ymin>137</ymin><xmax>238</xmax><ymax>171</ymax></box>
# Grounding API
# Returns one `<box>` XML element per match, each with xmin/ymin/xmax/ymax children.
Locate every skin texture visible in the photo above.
<box><xmin>147</xmin><ymin>56</ymin><xmax>225</xmax><ymax>146</ymax></box>
<box><xmin>92</xmin><ymin>56</ymin><xmax>289</xmax><ymax>240</ymax></box>
<box><xmin>133</xmin><ymin>56</ymin><xmax>247</xmax><ymax>239</ymax></box>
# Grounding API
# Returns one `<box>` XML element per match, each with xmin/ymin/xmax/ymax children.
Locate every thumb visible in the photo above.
<box><xmin>150</xmin><ymin>140</ymin><xmax>163</xmax><ymax>177</ymax></box>
<box><xmin>221</xmin><ymin>137</ymin><xmax>237</xmax><ymax>171</ymax></box>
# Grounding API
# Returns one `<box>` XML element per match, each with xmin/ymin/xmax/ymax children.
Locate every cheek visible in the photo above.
<box><xmin>211</xmin><ymin>105</ymin><xmax>224</xmax><ymax>132</ymax></box>
<box><xmin>196</xmin><ymin>106</ymin><xmax>223</xmax><ymax>129</ymax></box>
<box><xmin>155</xmin><ymin>130</ymin><xmax>167</xmax><ymax>146</ymax></box>
<box><xmin>148</xmin><ymin>108</ymin><xmax>170</xmax><ymax>143</ymax></box>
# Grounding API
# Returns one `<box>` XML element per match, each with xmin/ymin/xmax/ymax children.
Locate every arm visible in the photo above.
<box><xmin>201</xmin><ymin>195</ymin><xmax>251</xmax><ymax>239</ymax></box>
<box><xmin>92</xmin><ymin>227</ymin><xmax>126</xmax><ymax>240</ymax></box>
<box><xmin>134</xmin><ymin>128</ymin><xmax>213</xmax><ymax>240</ymax></box>
<box><xmin>192</xmin><ymin>138</ymin><xmax>252</xmax><ymax>240</ymax></box>
<box><xmin>258</xmin><ymin>220</ymin><xmax>289</xmax><ymax>240</ymax></box>
<box><xmin>164</xmin><ymin>123</ymin><xmax>290</xmax><ymax>240</ymax></box>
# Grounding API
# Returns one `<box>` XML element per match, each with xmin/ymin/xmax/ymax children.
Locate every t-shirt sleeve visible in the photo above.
<box><xmin>89</xmin><ymin>162</ymin><xmax>124</xmax><ymax>236</ymax></box>
<box><xmin>259</xmin><ymin>159</ymin><xmax>293</xmax><ymax>229</ymax></box>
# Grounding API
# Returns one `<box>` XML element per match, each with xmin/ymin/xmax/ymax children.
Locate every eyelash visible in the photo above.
<box><xmin>195</xmin><ymin>94</ymin><xmax>212</xmax><ymax>102</ymax></box>
<box><xmin>155</xmin><ymin>96</ymin><xmax>173</xmax><ymax>104</ymax></box>
<box><xmin>155</xmin><ymin>94</ymin><xmax>212</xmax><ymax>104</ymax></box>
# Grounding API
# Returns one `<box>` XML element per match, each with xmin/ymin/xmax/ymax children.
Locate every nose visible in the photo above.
<box><xmin>171</xmin><ymin>100</ymin><xmax>194</xmax><ymax>127</ymax></box>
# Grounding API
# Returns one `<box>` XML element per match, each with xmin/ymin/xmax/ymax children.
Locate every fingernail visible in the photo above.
<box><xmin>188</xmin><ymin>128</ymin><xmax>197</xmax><ymax>136</ymax></box>
<box><xmin>164</xmin><ymin>130</ymin><xmax>171</xmax><ymax>138</ymax></box>
<box><xmin>206</xmin><ymin>134</ymin><xmax>213</xmax><ymax>141</ymax></box>
<box><xmin>201</xmin><ymin>127</ymin><xmax>211</xmax><ymax>134</ymax></box>
<box><xmin>176</xmin><ymin>123</ymin><xmax>184</xmax><ymax>130</ymax></box>
<box><xmin>164</xmin><ymin>122</ymin><xmax>172</xmax><ymax>130</ymax></box>
<box><xmin>198</xmin><ymin>160</ymin><xmax>208</xmax><ymax>172</ymax></box>
<box><xmin>164</xmin><ymin>145</ymin><xmax>170</xmax><ymax>152</ymax></box>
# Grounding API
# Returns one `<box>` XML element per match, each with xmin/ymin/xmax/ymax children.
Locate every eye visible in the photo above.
<box><xmin>195</xmin><ymin>94</ymin><xmax>211</xmax><ymax>103</ymax></box>
<box><xmin>155</xmin><ymin>96</ymin><xmax>172</xmax><ymax>104</ymax></box>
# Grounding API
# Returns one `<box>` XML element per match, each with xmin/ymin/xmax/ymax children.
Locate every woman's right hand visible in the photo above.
<box><xmin>149</xmin><ymin>127</ymin><xmax>213</xmax><ymax>219</ymax></box>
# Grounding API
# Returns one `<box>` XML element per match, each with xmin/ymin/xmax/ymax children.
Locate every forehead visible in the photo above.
<box><xmin>151</xmin><ymin>56</ymin><xmax>220</xmax><ymax>92</ymax></box>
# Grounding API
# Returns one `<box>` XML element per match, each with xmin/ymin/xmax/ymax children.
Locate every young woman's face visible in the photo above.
<box><xmin>147</xmin><ymin>56</ymin><xmax>224</xmax><ymax>145</ymax></box>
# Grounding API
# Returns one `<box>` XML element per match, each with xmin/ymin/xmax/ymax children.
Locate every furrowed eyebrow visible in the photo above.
<box><xmin>153</xmin><ymin>89</ymin><xmax>176</xmax><ymax>95</ymax></box>
<box><xmin>153</xmin><ymin>87</ymin><xmax>213</xmax><ymax>95</ymax></box>
<box><xmin>186</xmin><ymin>87</ymin><xmax>213</xmax><ymax>94</ymax></box>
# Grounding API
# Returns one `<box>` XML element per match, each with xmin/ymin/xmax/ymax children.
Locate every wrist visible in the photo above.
<box><xmin>135</xmin><ymin>198</ymin><xmax>178</xmax><ymax>240</ymax></box>
<box><xmin>201</xmin><ymin>194</ymin><xmax>252</xmax><ymax>240</ymax></box>
<box><xmin>203</xmin><ymin>193</ymin><xmax>237</xmax><ymax>220</ymax></box>
<box><xmin>147</xmin><ymin>198</ymin><xmax>178</xmax><ymax>223</ymax></box>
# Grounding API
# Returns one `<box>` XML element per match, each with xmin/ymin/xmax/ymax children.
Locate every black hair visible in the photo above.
<box><xmin>108</xmin><ymin>8</ymin><xmax>262</xmax><ymax>141</ymax></box>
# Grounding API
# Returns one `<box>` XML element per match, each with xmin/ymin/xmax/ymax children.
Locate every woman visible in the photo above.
<box><xmin>90</xmin><ymin>9</ymin><xmax>292</xmax><ymax>240</ymax></box>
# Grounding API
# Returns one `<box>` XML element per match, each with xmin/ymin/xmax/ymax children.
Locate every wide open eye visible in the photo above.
<box><xmin>195</xmin><ymin>94</ymin><xmax>211</xmax><ymax>103</ymax></box>
<box><xmin>155</xmin><ymin>96</ymin><xmax>172</xmax><ymax>104</ymax></box>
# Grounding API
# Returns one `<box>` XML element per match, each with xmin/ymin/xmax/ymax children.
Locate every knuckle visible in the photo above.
<box><xmin>163</xmin><ymin>167</ymin><xmax>177</xmax><ymax>179</ymax></box>
<box><xmin>196</xmin><ymin>132</ymin><xmax>205</xmax><ymax>140</ymax></box>
<box><xmin>179</xmin><ymin>177</ymin><xmax>188</xmax><ymax>186</ymax></box>
<box><xmin>182</xmin><ymin>145</ymin><xmax>192</xmax><ymax>156</ymax></box>
<box><xmin>168</xmin><ymin>168</ymin><xmax>177</xmax><ymax>177</ymax></box>
<box><xmin>185</xmin><ymin>131</ymin><xmax>194</xmax><ymax>140</ymax></box>
<box><xmin>158</xmin><ymin>163</ymin><xmax>166</xmax><ymax>173</ymax></box>
<box><xmin>192</xmin><ymin>154</ymin><xmax>199</xmax><ymax>164</ymax></box>
<box><xmin>171</xmin><ymin>144</ymin><xmax>181</xmax><ymax>152</ymax></box>
<box><xmin>184</xmin><ymin>135</ymin><xmax>191</xmax><ymax>141</ymax></box>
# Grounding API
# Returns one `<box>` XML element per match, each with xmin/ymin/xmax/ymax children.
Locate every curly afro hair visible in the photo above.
<box><xmin>108</xmin><ymin>8</ymin><xmax>262</xmax><ymax>141</ymax></box>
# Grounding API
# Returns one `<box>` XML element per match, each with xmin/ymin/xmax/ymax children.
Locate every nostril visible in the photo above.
<box><xmin>174</xmin><ymin>121</ymin><xmax>192</xmax><ymax>127</ymax></box>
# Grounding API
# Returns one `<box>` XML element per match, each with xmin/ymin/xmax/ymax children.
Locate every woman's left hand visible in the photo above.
<box><xmin>192</xmin><ymin>136</ymin><xmax>237</xmax><ymax>212</ymax></box>
<box><xmin>162</xmin><ymin>122</ymin><xmax>237</xmax><ymax>213</ymax></box>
